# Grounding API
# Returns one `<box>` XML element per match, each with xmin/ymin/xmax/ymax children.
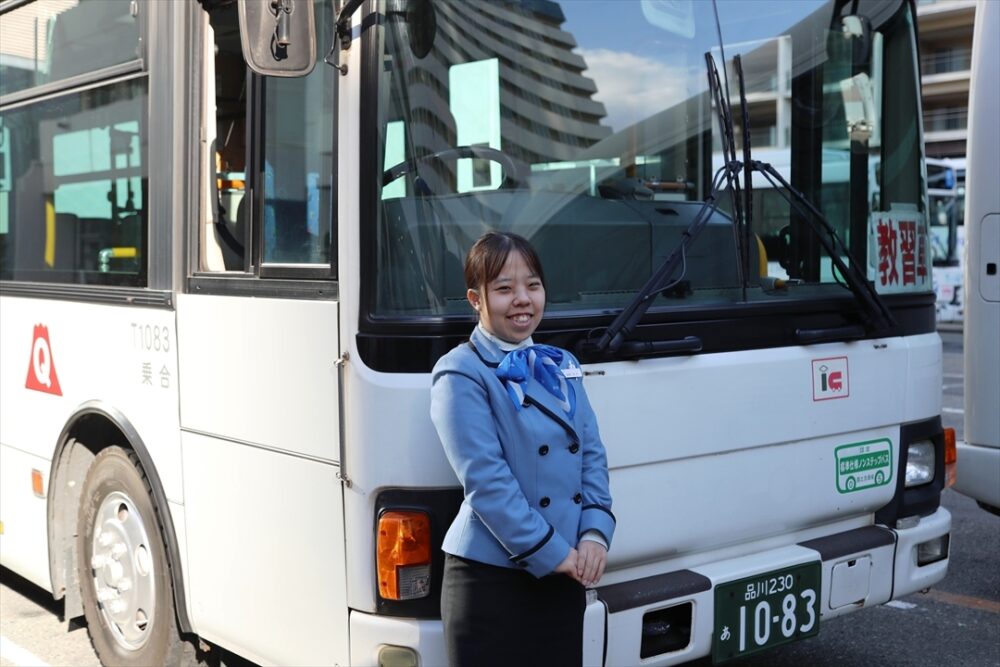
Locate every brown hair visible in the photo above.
<box><xmin>464</xmin><ymin>231</ymin><xmax>545</xmax><ymax>293</ymax></box>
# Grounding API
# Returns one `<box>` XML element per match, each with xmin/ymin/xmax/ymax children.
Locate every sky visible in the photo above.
<box><xmin>558</xmin><ymin>0</ymin><xmax>826</xmax><ymax>131</ymax></box>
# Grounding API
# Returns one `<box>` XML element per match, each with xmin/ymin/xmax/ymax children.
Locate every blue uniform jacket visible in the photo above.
<box><xmin>430</xmin><ymin>327</ymin><xmax>615</xmax><ymax>578</ymax></box>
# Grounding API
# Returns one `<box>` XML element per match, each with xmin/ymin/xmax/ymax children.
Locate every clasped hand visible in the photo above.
<box><xmin>554</xmin><ymin>540</ymin><xmax>607</xmax><ymax>587</ymax></box>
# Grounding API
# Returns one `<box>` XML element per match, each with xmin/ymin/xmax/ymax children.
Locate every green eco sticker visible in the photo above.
<box><xmin>835</xmin><ymin>439</ymin><xmax>893</xmax><ymax>493</ymax></box>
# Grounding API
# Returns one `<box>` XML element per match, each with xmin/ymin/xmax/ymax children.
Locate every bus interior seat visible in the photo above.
<box><xmin>11</xmin><ymin>162</ymin><xmax>75</xmax><ymax>278</ymax></box>
<box><xmin>756</xmin><ymin>234</ymin><xmax>768</xmax><ymax>277</ymax></box>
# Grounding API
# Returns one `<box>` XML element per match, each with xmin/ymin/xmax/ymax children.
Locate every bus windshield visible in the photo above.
<box><xmin>370</xmin><ymin>0</ymin><xmax>927</xmax><ymax>321</ymax></box>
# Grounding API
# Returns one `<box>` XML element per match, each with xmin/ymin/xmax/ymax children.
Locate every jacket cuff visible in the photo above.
<box><xmin>510</xmin><ymin>526</ymin><xmax>572</xmax><ymax>578</ymax></box>
<box><xmin>580</xmin><ymin>504</ymin><xmax>616</xmax><ymax>547</ymax></box>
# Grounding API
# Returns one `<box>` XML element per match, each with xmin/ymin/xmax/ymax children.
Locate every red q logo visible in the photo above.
<box><xmin>25</xmin><ymin>324</ymin><xmax>63</xmax><ymax>396</ymax></box>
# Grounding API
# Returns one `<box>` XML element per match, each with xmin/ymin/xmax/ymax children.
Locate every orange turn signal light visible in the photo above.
<box><xmin>943</xmin><ymin>428</ymin><xmax>957</xmax><ymax>488</ymax></box>
<box><xmin>377</xmin><ymin>510</ymin><xmax>432</xmax><ymax>601</ymax></box>
<box><xmin>31</xmin><ymin>469</ymin><xmax>44</xmax><ymax>497</ymax></box>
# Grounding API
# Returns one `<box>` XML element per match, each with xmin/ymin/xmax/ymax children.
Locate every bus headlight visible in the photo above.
<box><xmin>905</xmin><ymin>440</ymin><xmax>935</xmax><ymax>487</ymax></box>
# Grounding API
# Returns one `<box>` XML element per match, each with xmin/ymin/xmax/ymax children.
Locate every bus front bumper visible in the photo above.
<box><xmin>347</xmin><ymin>507</ymin><xmax>951</xmax><ymax>667</ymax></box>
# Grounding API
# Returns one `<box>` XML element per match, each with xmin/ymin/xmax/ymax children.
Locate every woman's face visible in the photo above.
<box><xmin>468</xmin><ymin>251</ymin><xmax>545</xmax><ymax>344</ymax></box>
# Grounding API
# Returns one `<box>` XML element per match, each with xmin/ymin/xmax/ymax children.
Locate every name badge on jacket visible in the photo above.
<box><xmin>562</xmin><ymin>364</ymin><xmax>583</xmax><ymax>379</ymax></box>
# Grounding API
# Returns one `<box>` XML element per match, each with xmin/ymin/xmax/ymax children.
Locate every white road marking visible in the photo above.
<box><xmin>0</xmin><ymin>636</ymin><xmax>50</xmax><ymax>667</ymax></box>
<box><xmin>884</xmin><ymin>600</ymin><xmax>918</xmax><ymax>610</ymax></box>
<box><xmin>942</xmin><ymin>407</ymin><xmax>965</xmax><ymax>414</ymax></box>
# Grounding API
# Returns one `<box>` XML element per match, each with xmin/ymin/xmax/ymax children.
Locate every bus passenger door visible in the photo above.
<box><xmin>174</xmin><ymin>4</ymin><xmax>347</xmax><ymax>665</ymax></box>
<box><xmin>175</xmin><ymin>296</ymin><xmax>345</xmax><ymax>666</ymax></box>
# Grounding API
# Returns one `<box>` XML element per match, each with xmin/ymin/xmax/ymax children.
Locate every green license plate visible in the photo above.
<box><xmin>712</xmin><ymin>562</ymin><xmax>821</xmax><ymax>663</ymax></box>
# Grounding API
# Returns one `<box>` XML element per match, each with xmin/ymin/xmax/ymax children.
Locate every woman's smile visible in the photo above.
<box><xmin>473</xmin><ymin>251</ymin><xmax>546</xmax><ymax>344</ymax></box>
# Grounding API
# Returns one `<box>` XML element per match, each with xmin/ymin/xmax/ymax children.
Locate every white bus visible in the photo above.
<box><xmin>0</xmin><ymin>1</ymin><xmax>955</xmax><ymax>665</ymax></box>
<box><xmin>953</xmin><ymin>0</ymin><xmax>999</xmax><ymax>515</ymax></box>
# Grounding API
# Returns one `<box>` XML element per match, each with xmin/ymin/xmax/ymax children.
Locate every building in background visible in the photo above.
<box><xmin>710</xmin><ymin>0</ymin><xmax>975</xmax><ymax>163</ymax></box>
<box><xmin>917</xmin><ymin>0</ymin><xmax>976</xmax><ymax>323</ymax></box>
<box><xmin>383</xmin><ymin>0</ymin><xmax>611</xmax><ymax>196</ymax></box>
<box><xmin>917</xmin><ymin>0</ymin><xmax>976</xmax><ymax>160</ymax></box>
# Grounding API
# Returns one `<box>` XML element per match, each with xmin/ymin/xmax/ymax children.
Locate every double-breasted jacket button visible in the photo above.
<box><xmin>538</xmin><ymin>445</ymin><xmax>549</xmax><ymax>456</ymax></box>
<box><xmin>569</xmin><ymin>443</ymin><xmax>580</xmax><ymax>454</ymax></box>
<box><xmin>540</xmin><ymin>497</ymin><xmax>551</xmax><ymax>508</ymax></box>
<box><xmin>573</xmin><ymin>493</ymin><xmax>582</xmax><ymax>504</ymax></box>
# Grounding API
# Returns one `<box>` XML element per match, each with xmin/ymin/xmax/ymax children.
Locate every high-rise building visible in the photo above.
<box><xmin>709</xmin><ymin>0</ymin><xmax>976</xmax><ymax>162</ymax></box>
<box><xmin>388</xmin><ymin>0</ymin><xmax>611</xmax><ymax>175</ymax></box>
<box><xmin>916</xmin><ymin>0</ymin><xmax>976</xmax><ymax>160</ymax></box>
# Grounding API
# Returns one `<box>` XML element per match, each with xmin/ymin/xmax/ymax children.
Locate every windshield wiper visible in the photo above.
<box><xmin>578</xmin><ymin>53</ymin><xmax>742</xmax><ymax>357</ymax></box>
<box><xmin>735</xmin><ymin>54</ymin><xmax>754</xmax><ymax>293</ymax></box>
<box><xmin>726</xmin><ymin>48</ymin><xmax>895</xmax><ymax>337</ymax></box>
<box><xmin>580</xmin><ymin>45</ymin><xmax>896</xmax><ymax>359</ymax></box>
<box><xmin>750</xmin><ymin>160</ymin><xmax>896</xmax><ymax>335</ymax></box>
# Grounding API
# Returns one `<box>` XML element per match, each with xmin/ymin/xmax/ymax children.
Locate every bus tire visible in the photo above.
<box><xmin>76</xmin><ymin>446</ymin><xmax>196</xmax><ymax>667</ymax></box>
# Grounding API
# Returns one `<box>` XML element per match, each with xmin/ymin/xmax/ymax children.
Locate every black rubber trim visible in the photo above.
<box><xmin>0</xmin><ymin>282</ymin><xmax>172</xmax><ymax>309</ymax></box>
<box><xmin>510</xmin><ymin>525</ymin><xmax>555</xmax><ymax>563</ymax></box>
<box><xmin>53</xmin><ymin>401</ymin><xmax>191</xmax><ymax>633</ymax></box>
<box><xmin>188</xmin><ymin>275</ymin><xmax>339</xmax><ymax>300</ymax></box>
<box><xmin>875</xmin><ymin>417</ymin><xmax>946</xmax><ymax>525</ymax></box>
<box><xmin>357</xmin><ymin>294</ymin><xmax>936</xmax><ymax>373</ymax></box>
<box><xmin>373</xmin><ymin>488</ymin><xmax>463</xmax><ymax>618</ymax></box>
<box><xmin>597</xmin><ymin>569</ymin><xmax>712</xmax><ymax>614</ymax></box>
<box><xmin>357</xmin><ymin>0</ymin><xmax>380</xmax><ymax>332</ymax></box>
<box><xmin>581</xmin><ymin>504</ymin><xmax>617</xmax><ymax>524</ymax></box>
<box><xmin>798</xmin><ymin>525</ymin><xmax>896</xmax><ymax>561</ymax></box>
<box><xmin>602</xmin><ymin>599</ymin><xmax>610</xmax><ymax>666</ymax></box>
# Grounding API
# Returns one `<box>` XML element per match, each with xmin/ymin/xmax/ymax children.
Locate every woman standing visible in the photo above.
<box><xmin>431</xmin><ymin>231</ymin><xmax>615</xmax><ymax>666</ymax></box>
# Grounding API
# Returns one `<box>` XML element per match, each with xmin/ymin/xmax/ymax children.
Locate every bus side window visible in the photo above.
<box><xmin>258</xmin><ymin>0</ymin><xmax>335</xmax><ymax>272</ymax></box>
<box><xmin>202</xmin><ymin>1</ymin><xmax>248</xmax><ymax>272</ymax></box>
<box><xmin>200</xmin><ymin>0</ymin><xmax>335</xmax><ymax>276</ymax></box>
<box><xmin>0</xmin><ymin>1</ymin><xmax>146</xmax><ymax>285</ymax></box>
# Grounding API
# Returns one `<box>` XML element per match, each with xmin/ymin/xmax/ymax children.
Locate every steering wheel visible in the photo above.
<box><xmin>382</xmin><ymin>145</ymin><xmax>527</xmax><ymax>193</ymax></box>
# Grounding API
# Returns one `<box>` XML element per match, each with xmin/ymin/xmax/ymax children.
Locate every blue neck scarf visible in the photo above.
<box><xmin>495</xmin><ymin>344</ymin><xmax>576</xmax><ymax>417</ymax></box>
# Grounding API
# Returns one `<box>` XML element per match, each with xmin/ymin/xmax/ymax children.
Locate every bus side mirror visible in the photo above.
<box><xmin>237</xmin><ymin>0</ymin><xmax>316</xmax><ymax>78</ymax></box>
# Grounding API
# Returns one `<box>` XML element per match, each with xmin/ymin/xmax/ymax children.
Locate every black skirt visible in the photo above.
<box><xmin>440</xmin><ymin>554</ymin><xmax>586</xmax><ymax>667</ymax></box>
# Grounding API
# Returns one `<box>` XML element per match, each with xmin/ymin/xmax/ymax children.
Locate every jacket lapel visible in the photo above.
<box><xmin>469</xmin><ymin>327</ymin><xmax>505</xmax><ymax>366</ymax></box>
<box><xmin>469</xmin><ymin>327</ymin><xmax>581</xmax><ymax>443</ymax></box>
<box><xmin>521</xmin><ymin>374</ymin><xmax>580</xmax><ymax>443</ymax></box>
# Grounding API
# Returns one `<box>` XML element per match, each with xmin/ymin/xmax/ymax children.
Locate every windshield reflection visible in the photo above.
<box><xmin>373</xmin><ymin>0</ymin><xmax>925</xmax><ymax>319</ymax></box>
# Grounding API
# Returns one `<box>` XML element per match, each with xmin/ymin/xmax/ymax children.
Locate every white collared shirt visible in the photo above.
<box><xmin>477</xmin><ymin>322</ymin><xmax>533</xmax><ymax>352</ymax></box>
